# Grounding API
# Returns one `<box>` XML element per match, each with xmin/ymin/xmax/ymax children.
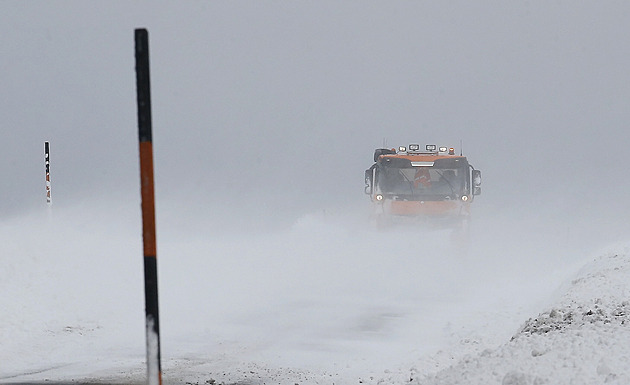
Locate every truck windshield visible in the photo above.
<box><xmin>377</xmin><ymin>166</ymin><xmax>467</xmax><ymax>199</ymax></box>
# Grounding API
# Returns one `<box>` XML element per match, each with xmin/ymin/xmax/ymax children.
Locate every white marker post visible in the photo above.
<box><xmin>45</xmin><ymin>141</ymin><xmax>52</xmax><ymax>206</ymax></box>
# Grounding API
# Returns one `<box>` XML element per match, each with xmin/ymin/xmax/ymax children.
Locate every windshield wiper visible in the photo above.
<box><xmin>400</xmin><ymin>171</ymin><xmax>415</xmax><ymax>197</ymax></box>
<box><xmin>436</xmin><ymin>170</ymin><xmax>456</xmax><ymax>197</ymax></box>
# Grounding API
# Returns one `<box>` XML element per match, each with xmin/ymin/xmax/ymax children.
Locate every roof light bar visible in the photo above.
<box><xmin>426</xmin><ymin>144</ymin><xmax>437</xmax><ymax>151</ymax></box>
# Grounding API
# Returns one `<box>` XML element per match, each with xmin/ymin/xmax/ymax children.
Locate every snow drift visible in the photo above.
<box><xmin>415</xmin><ymin>247</ymin><xmax>630</xmax><ymax>385</ymax></box>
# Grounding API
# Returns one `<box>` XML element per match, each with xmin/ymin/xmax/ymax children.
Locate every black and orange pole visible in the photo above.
<box><xmin>135</xmin><ymin>28</ymin><xmax>162</xmax><ymax>385</ymax></box>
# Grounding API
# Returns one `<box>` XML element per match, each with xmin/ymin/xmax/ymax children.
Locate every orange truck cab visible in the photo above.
<box><xmin>365</xmin><ymin>144</ymin><xmax>482</xmax><ymax>225</ymax></box>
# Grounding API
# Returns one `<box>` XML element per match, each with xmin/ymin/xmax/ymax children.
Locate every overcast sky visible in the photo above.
<box><xmin>2</xmin><ymin>2</ymin><xmax>630</xmax><ymax>225</ymax></box>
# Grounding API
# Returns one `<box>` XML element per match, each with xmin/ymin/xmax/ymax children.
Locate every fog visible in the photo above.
<box><xmin>3</xmin><ymin>2</ymin><xmax>630</xmax><ymax>216</ymax></box>
<box><xmin>2</xmin><ymin>1</ymin><xmax>630</xmax><ymax>382</ymax></box>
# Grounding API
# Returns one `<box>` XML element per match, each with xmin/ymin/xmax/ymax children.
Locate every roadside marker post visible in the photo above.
<box><xmin>135</xmin><ymin>28</ymin><xmax>163</xmax><ymax>385</ymax></box>
<box><xmin>44</xmin><ymin>141</ymin><xmax>52</xmax><ymax>206</ymax></box>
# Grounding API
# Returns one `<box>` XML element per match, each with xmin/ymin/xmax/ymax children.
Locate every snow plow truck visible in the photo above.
<box><xmin>365</xmin><ymin>144</ymin><xmax>481</xmax><ymax>228</ymax></box>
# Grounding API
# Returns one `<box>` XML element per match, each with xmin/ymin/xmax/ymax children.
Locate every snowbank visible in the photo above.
<box><xmin>414</xmin><ymin>247</ymin><xmax>630</xmax><ymax>385</ymax></box>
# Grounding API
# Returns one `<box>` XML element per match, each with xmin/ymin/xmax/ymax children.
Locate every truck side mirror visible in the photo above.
<box><xmin>365</xmin><ymin>169</ymin><xmax>373</xmax><ymax>194</ymax></box>
<box><xmin>472</xmin><ymin>169</ymin><xmax>482</xmax><ymax>195</ymax></box>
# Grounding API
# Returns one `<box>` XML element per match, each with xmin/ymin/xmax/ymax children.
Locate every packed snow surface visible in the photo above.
<box><xmin>2</xmin><ymin>202</ymin><xmax>630</xmax><ymax>385</ymax></box>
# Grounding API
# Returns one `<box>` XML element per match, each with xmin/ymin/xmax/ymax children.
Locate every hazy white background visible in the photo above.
<box><xmin>2</xmin><ymin>1</ymin><xmax>630</xmax><ymax>383</ymax></box>
<box><xmin>3</xmin><ymin>2</ymin><xmax>629</xmax><ymax>218</ymax></box>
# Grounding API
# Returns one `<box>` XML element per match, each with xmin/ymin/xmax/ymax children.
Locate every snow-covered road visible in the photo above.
<box><xmin>2</xmin><ymin>202</ymin><xmax>629</xmax><ymax>384</ymax></box>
